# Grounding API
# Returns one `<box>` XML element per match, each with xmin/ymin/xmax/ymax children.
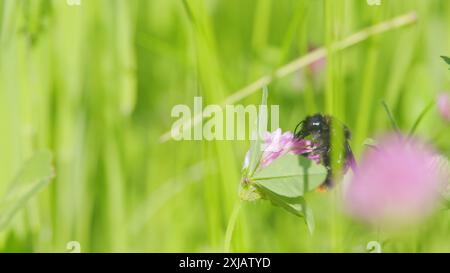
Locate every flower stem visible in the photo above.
<box><xmin>224</xmin><ymin>201</ymin><xmax>242</xmax><ymax>253</ymax></box>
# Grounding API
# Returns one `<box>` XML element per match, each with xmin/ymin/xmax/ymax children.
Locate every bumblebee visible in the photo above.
<box><xmin>294</xmin><ymin>113</ymin><xmax>356</xmax><ymax>189</ymax></box>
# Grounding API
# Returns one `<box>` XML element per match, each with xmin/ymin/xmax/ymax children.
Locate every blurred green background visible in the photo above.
<box><xmin>0</xmin><ymin>0</ymin><xmax>449</xmax><ymax>252</ymax></box>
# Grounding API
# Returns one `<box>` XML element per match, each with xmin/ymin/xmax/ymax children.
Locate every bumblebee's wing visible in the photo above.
<box><xmin>345</xmin><ymin>141</ymin><xmax>357</xmax><ymax>172</ymax></box>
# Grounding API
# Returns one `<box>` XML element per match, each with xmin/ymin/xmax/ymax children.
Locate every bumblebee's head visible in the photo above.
<box><xmin>294</xmin><ymin>114</ymin><xmax>328</xmax><ymax>141</ymax></box>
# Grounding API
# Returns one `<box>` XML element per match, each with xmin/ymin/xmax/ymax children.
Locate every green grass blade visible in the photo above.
<box><xmin>381</xmin><ymin>100</ymin><xmax>401</xmax><ymax>134</ymax></box>
<box><xmin>441</xmin><ymin>55</ymin><xmax>450</xmax><ymax>69</ymax></box>
<box><xmin>0</xmin><ymin>151</ymin><xmax>54</xmax><ymax>231</ymax></box>
<box><xmin>408</xmin><ymin>100</ymin><xmax>435</xmax><ymax>137</ymax></box>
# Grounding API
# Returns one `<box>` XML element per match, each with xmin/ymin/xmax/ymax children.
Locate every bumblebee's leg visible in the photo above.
<box><xmin>320</xmin><ymin>151</ymin><xmax>334</xmax><ymax>190</ymax></box>
<box><xmin>324</xmin><ymin>166</ymin><xmax>334</xmax><ymax>187</ymax></box>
